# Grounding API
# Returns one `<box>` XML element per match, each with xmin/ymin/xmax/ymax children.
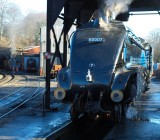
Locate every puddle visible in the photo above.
<box><xmin>126</xmin><ymin>106</ymin><xmax>138</xmax><ymax>119</ymax></box>
<box><xmin>149</xmin><ymin>118</ymin><xmax>160</xmax><ymax>124</ymax></box>
<box><xmin>131</xmin><ymin>117</ymin><xmax>160</xmax><ymax>125</ymax></box>
<box><xmin>126</xmin><ymin>106</ymin><xmax>160</xmax><ymax>124</ymax></box>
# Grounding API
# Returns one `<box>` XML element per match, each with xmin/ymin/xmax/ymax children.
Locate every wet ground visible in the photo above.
<box><xmin>104</xmin><ymin>76</ymin><xmax>160</xmax><ymax>139</ymax></box>
<box><xmin>0</xmin><ymin>100</ymin><xmax>71</xmax><ymax>140</ymax></box>
<box><xmin>0</xmin><ymin>76</ymin><xmax>160</xmax><ymax>140</ymax></box>
<box><xmin>0</xmin><ymin>74</ymin><xmax>70</xmax><ymax>140</ymax></box>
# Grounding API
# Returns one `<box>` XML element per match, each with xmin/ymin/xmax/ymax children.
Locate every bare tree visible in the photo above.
<box><xmin>0</xmin><ymin>0</ymin><xmax>9</xmax><ymax>40</ymax></box>
<box><xmin>17</xmin><ymin>12</ymin><xmax>46</xmax><ymax>47</ymax></box>
<box><xmin>5</xmin><ymin>3</ymin><xmax>22</xmax><ymax>40</ymax></box>
<box><xmin>7</xmin><ymin>3</ymin><xmax>22</xmax><ymax>23</ymax></box>
<box><xmin>0</xmin><ymin>0</ymin><xmax>22</xmax><ymax>42</ymax></box>
<box><xmin>146</xmin><ymin>29</ymin><xmax>160</xmax><ymax>63</ymax></box>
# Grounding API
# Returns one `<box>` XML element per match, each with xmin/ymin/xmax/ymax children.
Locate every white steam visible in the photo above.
<box><xmin>104</xmin><ymin>0</ymin><xmax>133</xmax><ymax>19</ymax></box>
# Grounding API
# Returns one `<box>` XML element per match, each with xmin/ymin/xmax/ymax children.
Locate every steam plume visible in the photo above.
<box><xmin>103</xmin><ymin>0</ymin><xmax>133</xmax><ymax>19</ymax></box>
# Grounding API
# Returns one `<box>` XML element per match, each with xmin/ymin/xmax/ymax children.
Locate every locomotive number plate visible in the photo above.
<box><xmin>88</xmin><ymin>38</ymin><xmax>105</xmax><ymax>43</ymax></box>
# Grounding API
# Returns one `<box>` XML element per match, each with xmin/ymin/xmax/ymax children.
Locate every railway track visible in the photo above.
<box><xmin>0</xmin><ymin>72</ymin><xmax>5</xmax><ymax>80</ymax></box>
<box><xmin>0</xmin><ymin>74</ymin><xmax>28</xmax><ymax>100</ymax></box>
<box><xmin>0</xmin><ymin>73</ymin><xmax>15</xmax><ymax>86</ymax></box>
<box><xmin>0</xmin><ymin>73</ymin><xmax>115</xmax><ymax>140</ymax></box>
<box><xmin>45</xmin><ymin>114</ymin><xmax>115</xmax><ymax>140</ymax></box>
<box><xmin>0</xmin><ymin>74</ymin><xmax>46</xmax><ymax>122</ymax></box>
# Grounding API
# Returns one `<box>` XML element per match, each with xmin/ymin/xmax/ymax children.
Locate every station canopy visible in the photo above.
<box><xmin>49</xmin><ymin>0</ymin><xmax>160</xmax><ymax>28</ymax></box>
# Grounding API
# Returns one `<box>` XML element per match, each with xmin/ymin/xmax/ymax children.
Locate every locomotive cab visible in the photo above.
<box><xmin>56</xmin><ymin>18</ymin><xmax>152</xmax><ymax>122</ymax></box>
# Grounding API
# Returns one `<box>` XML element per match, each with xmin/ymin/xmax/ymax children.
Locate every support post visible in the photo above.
<box><xmin>45</xmin><ymin>0</ymin><xmax>52</xmax><ymax>109</ymax></box>
<box><xmin>63</xmin><ymin>1</ymin><xmax>68</xmax><ymax>67</ymax></box>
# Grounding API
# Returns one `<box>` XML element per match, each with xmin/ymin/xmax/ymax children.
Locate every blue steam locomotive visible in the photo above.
<box><xmin>54</xmin><ymin>18</ymin><xmax>152</xmax><ymax>122</ymax></box>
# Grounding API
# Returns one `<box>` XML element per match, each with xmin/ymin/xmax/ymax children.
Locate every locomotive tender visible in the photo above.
<box><xmin>54</xmin><ymin>18</ymin><xmax>152</xmax><ymax>122</ymax></box>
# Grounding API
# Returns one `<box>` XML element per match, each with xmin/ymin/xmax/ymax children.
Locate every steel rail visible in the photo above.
<box><xmin>0</xmin><ymin>74</ymin><xmax>44</xmax><ymax>119</ymax></box>
<box><xmin>0</xmin><ymin>88</ymin><xmax>46</xmax><ymax>119</ymax></box>
<box><xmin>0</xmin><ymin>75</ymin><xmax>28</xmax><ymax>101</ymax></box>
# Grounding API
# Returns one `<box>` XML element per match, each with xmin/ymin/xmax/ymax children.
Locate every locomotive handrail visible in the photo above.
<box><xmin>126</xmin><ymin>30</ymin><xmax>146</xmax><ymax>50</ymax></box>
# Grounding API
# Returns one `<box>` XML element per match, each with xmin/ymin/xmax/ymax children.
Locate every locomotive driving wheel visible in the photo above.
<box><xmin>122</xmin><ymin>103</ymin><xmax>129</xmax><ymax>118</ymax></box>
<box><xmin>70</xmin><ymin>94</ymin><xmax>79</xmax><ymax>121</ymax></box>
<box><xmin>70</xmin><ymin>94</ymin><xmax>84</xmax><ymax>121</ymax></box>
<box><xmin>114</xmin><ymin>103</ymin><xmax>122</xmax><ymax>123</ymax></box>
<box><xmin>70</xmin><ymin>104</ymin><xmax>79</xmax><ymax>121</ymax></box>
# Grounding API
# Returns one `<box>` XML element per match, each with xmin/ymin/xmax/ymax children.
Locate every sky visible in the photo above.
<box><xmin>11</xmin><ymin>0</ymin><xmax>47</xmax><ymax>15</ymax></box>
<box><xmin>11</xmin><ymin>0</ymin><xmax>160</xmax><ymax>38</ymax></box>
<box><xmin>125</xmin><ymin>12</ymin><xmax>160</xmax><ymax>38</ymax></box>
